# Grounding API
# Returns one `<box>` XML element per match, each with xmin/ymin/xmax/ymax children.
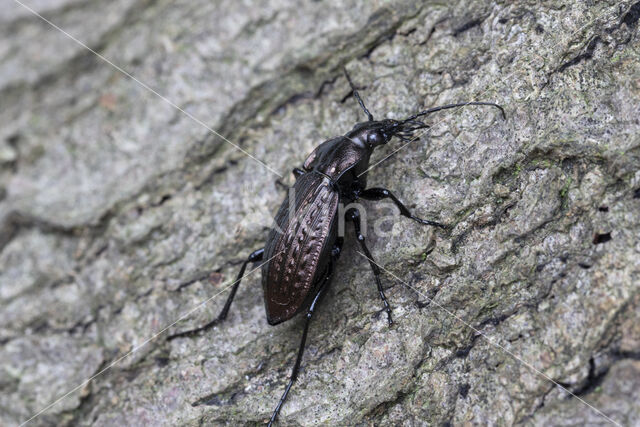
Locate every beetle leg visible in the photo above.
<box><xmin>332</xmin><ymin>236</ymin><xmax>344</xmax><ymax>258</ymax></box>
<box><xmin>346</xmin><ymin>208</ymin><xmax>394</xmax><ymax>326</ymax></box>
<box><xmin>269</xmin><ymin>243</ymin><xmax>340</xmax><ymax>426</ymax></box>
<box><xmin>275</xmin><ymin>168</ymin><xmax>305</xmax><ymax>191</ymax></box>
<box><xmin>292</xmin><ymin>167</ymin><xmax>305</xmax><ymax>179</ymax></box>
<box><xmin>359</xmin><ymin>187</ymin><xmax>448</xmax><ymax>229</ymax></box>
<box><xmin>274</xmin><ymin>179</ymin><xmax>288</xmax><ymax>191</ymax></box>
<box><xmin>167</xmin><ymin>248</ymin><xmax>264</xmax><ymax>341</ymax></box>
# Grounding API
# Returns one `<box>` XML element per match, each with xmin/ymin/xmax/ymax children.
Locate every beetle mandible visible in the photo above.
<box><xmin>168</xmin><ymin>68</ymin><xmax>505</xmax><ymax>425</ymax></box>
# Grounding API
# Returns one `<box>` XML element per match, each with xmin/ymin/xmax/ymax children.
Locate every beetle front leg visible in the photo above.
<box><xmin>359</xmin><ymin>187</ymin><xmax>447</xmax><ymax>229</ymax></box>
<box><xmin>167</xmin><ymin>248</ymin><xmax>264</xmax><ymax>340</ymax></box>
<box><xmin>346</xmin><ymin>208</ymin><xmax>393</xmax><ymax>326</ymax></box>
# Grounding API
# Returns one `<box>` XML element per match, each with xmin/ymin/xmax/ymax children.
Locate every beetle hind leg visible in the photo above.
<box><xmin>346</xmin><ymin>208</ymin><xmax>393</xmax><ymax>326</ymax></box>
<box><xmin>167</xmin><ymin>248</ymin><xmax>264</xmax><ymax>341</ymax></box>
<box><xmin>268</xmin><ymin>240</ymin><xmax>341</xmax><ymax>426</ymax></box>
<box><xmin>359</xmin><ymin>187</ymin><xmax>448</xmax><ymax>229</ymax></box>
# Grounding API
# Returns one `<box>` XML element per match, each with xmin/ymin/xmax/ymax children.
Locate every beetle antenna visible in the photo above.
<box><xmin>343</xmin><ymin>67</ymin><xmax>374</xmax><ymax>121</ymax></box>
<box><xmin>402</xmin><ymin>101</ymin><xmax>506</xmax><ymax>123</ymax></box>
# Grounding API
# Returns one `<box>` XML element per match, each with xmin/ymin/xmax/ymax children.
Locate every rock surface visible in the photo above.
<box><xmin>1</xmin><ymin>0</ymin><xmax>639</xmax><ymax>425</ymax></box>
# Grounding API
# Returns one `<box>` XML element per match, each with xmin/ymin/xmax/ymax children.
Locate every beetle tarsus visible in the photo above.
<box><xmin>382</xmin><ymin>298</ymin><xmax>394</xmax><ymax>326</ymax></box>
<box><xmin>413</xmin><ymin>216</ymin><xmax>448</xmax><ymax>229</ymax></box>
<box><xmin>167</xmin><ymin>318</ymin><xmax>221</xmax><ymax>341</ymax></box>
<box><xmin>167</xmin><ymin>248</ymin><xmax>264</xmax><ymax>341</ymax></box>
<box><xmin>360</xmin><ymin>187</ymin><xmax>446</xmax><ymax>229</ymax></box>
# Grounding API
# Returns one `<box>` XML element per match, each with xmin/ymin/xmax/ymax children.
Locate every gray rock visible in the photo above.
<box><xmin>1</xmin><ymin>0</ymin><xmax>639</xmax><ymax>425</ymax></box>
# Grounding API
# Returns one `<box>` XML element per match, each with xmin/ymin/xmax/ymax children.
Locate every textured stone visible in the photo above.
<box><xmin>1</xmin><ymin>0</ymin><xmax>639</xmax><ymax>425</ymax></box>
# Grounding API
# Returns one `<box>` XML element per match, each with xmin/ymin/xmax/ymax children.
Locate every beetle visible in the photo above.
<box><xmin>168</xmin><ymin>68</ymin><xmax>505</xmax><ymax>425</ymax></box>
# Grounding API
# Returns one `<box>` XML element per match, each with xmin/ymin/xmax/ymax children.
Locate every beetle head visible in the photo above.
<box><xmin>343</xmin><ymin>67</ymin><xmax>504</xmax><ymax>149</ymax></box>
<box><xmin>346</xmin><ymin>119</ymin><xmax>429</xmax><ymax>148</ymax></box>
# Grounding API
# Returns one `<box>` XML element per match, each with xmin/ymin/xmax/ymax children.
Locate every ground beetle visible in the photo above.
<box><xmin>168</xmin><ymin>69</ymin><xmax>505</xmax><ymax>425</ymax></box>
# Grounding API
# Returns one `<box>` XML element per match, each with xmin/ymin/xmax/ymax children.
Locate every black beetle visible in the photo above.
<box><xmin>169</xmin><ymin>69</ymin><xmax>505</xmax><ymax>425</ymax></box>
